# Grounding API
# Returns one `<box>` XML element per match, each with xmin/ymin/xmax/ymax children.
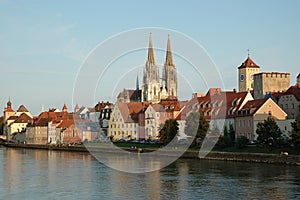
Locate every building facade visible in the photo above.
<box><xmin>277</xmin><ymin>83</ymin><xmax>300</xmax><ymax>120</ymax></box>
<box><xmin>235</xmin><ymin>98</ymin><xmax>287</xmax><ymax>140</ymax></box>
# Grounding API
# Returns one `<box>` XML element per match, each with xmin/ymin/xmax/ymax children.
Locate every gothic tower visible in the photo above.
<box><xmin>142</xmin><ymin>33</ymin><xmax>161</xmax><ymax>103</ymax></box>
<box><xmin>162</xmin><ymin>35</ymin><xmax>178</xmax><ymax>99</ymax></box>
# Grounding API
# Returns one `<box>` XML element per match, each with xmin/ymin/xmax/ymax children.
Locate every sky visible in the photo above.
<box><xmin>0</xmin><ymin>0</ymin><xmax>299</xmax><ymax>115</ymax></box>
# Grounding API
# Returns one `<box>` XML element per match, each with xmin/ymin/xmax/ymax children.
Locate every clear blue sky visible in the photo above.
<box><xmin>1</xmin><ymin>0</ymin><xmax>299</xmax><ymax>115</ymax></box>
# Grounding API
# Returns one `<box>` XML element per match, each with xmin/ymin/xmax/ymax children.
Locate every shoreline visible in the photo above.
<box><xmin>2</xmin><ymin>143</ymin><xmax>300</xmax><ymax>166</ymax></box>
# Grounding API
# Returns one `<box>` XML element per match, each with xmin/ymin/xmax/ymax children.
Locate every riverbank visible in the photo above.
<box><xmin>2</xmin><ymin>143</ymin><xmax>300</xmax><ymax>166</ymax></box>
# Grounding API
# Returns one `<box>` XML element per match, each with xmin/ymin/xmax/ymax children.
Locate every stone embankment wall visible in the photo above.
<box><xmin>2</xmin><ymin>144</ymin><xmax>300</xmax><ymax>166</ymax></box>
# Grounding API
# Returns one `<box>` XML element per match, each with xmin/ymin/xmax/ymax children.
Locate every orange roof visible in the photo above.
<box><xmin>238</xmin><ymin>57</ymin><xmax>260</xmax><ymax>69</ymax></box>
<box><xmin>4</xmin><ymin>107</ymin><xmax>14</xmax><ymax>112</ymax></box>
<box><xmin>117</xmin><ymin>102</ymin><xmax>149</xmax><ymax>123</ymax></box>
<box><xmin>57</xmin><ymin>120</ymin><xmax>75</xmax><ymax>128</ymax></box>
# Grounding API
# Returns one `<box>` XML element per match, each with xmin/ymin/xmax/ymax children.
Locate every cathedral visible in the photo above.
<box><xmin>141</xmin><ymin>33</ymin><xmax>178</xmax><ymax>103</ymax></box>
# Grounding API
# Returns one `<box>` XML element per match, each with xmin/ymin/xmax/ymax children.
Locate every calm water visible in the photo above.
<box><xmin>1</xmin><ymin>147</ymin><xmax>300</xmax><ymax>200</ymax></box>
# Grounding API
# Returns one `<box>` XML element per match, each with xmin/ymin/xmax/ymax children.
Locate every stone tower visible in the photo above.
<box><xmin>238</xmin><ymin>55</ymin><xmax>260</xmax><ymax>92</ymax></box>
<box><xmin>142</xmin><ymin>33</ymin><xmax>161</xmax><ymax>103</ymax></box>
<box><xmin>3</xmin><ymin>98</ymin><xmax>15</xmax><ymax>137</ymax></box>
<box><xmin>162</xmin><ymin>35</ymin><xmax>178</xmax><ymax>99</ymax></box>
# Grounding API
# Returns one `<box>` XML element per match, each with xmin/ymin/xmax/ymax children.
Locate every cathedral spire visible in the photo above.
<box><xmin>165</xmin><ymin>34</ymin><xmax>174</xmax><ymax>66</ymax></box>
<box><xmin>147</xmin><ymin>32</ymin><xmax>155</xmax><ymax>64</ymax></box>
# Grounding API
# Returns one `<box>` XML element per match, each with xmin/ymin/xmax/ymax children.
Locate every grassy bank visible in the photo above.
<box><xmin>212</xmin><ymin>145</ymin><xmax>300</xmax><ymax>155</ymax></box>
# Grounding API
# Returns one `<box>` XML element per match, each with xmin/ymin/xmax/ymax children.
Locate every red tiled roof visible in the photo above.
<box><xmin>14</xmin><ymin>113</ymin><xmax>32</xmax><ymax>123</ymax></box>
<box><xmin>95</xmin><ymin>101</ymin><xmax>113</xmax><ymax>111</ymax></box>
<box><xmin>176</xmin><ymin>89</ymin><xmax>251</xmax><ymax>120</ymax></box>
<box><xmin>5</xmin><ymin>107</ymin><xmax>14</xmax><ymax>112</ymax></box>
<box><xmin>117</xmin><ymin>102</ymin><xmax>149</xmax><ymax>123</ymax></box>
<box><xmin>238</xmin><ymin>57</ymin><xmax>260</xmax><ymax>69</ymax></box>
<box><xmin>238</xmin><ymin>99</ymin><xmax>268</xmax><ymax>116</ymax></box>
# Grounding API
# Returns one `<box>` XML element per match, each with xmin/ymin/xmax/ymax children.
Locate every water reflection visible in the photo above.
<box><xmin>1</xmin><ymin>147</ymin><xmax>300</xmax><ymax>199</ymax></box>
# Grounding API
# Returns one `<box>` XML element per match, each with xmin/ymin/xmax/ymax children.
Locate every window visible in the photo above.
<box><xmin>291</xmin><ymin>103</ymin><xmax>294</xmax><ymax>109</ymax></box>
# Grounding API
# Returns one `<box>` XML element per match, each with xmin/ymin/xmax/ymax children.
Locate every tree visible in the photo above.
<box><xmin>216</xmin><ymin>125</ymin><xmax>232</xmax><ymax>148</ymax></box>
<box><xmin>228</xmin><ymin>123</ymin><xmax>236</xmax><ymax>143</ymax></box>
<box><xmin>184</xmin><ymin>111</ymin><xmax>209</xmax><ymax>146</ymax></box>
<box><xmin>256</xmin><ymin>115</ymin><xmax>282</xmax><ymax>146</ymax></box>
<box><xmin>291</xmin><ymin>113</ymin><xmax>300</xmax><ymax>148</ymax></box>
<box><xmin>236</xmin><ymin>136</ymin><xmax>249</xmax><ymax>148</ymax></box>
<box><xmin>159</xmin><ymin>119</ymin><xmax>179</xmax><ymax>144</ymax></box>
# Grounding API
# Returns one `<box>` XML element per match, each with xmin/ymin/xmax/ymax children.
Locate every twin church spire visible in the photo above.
<box><xmin>142</xmin><ymin>33</ymin><xmax>178</xmax><ymax>103</ymax></box>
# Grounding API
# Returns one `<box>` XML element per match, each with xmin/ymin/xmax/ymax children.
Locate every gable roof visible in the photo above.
<box><xmin>57</xmin><ymin>119</ymin><xmax>75</xmax><ymax>128</ymax></box>
<box><xmin>17</xmin><ymin>105</ymin><xmax>29</xmax><ymax>112</ymax></box>
<box><xmin>283</xmin><ymin>85</ymin><xmax>300</xmax><ymax>101</ymax></box>
<box><xmin>7</xmin><ymin>116</ymin><xmax>18</xmax><ymax>121</ymax></box>
<box><xmin>117</xmin><ymin>89</ymin><xmax>141</xmax><ymax>102</ymax></box>
<box><xmin>238</xmin><ymin>57</ymin><xmax>260</xmax><ymax>69</ymax></box>
<box><xmin>239</xmin><ymin>99</ymin><xmax>267</xmax><ymax>114</ymax></box>
<box><xmin>116</xmin><ymin>102</ymin><xmax>149</xmax><ymax>123</ymax></box>
<box><xmin>14</xmin><ymin>113</ymin><xmax>32</xmax><ymax>123</ymax></box>
<box><xmin>176</xmin><ymin>89</ymin><xmax>251</xmax><ymax>120</ymax></box>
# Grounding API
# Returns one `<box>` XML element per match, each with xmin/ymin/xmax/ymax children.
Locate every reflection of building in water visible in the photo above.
<box><xmin>107</xmin><ymin>161</ymin><xmax>161</xmax><ymax>199</ymax></box>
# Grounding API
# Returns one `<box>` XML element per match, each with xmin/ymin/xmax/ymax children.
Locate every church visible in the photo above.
<box><xmin>117</xmin><ymin>33</ymin><xmax>178</xmax><ymax>103</ymax></box>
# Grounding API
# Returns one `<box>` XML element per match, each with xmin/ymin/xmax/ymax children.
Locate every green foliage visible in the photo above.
<box><xmin>236</xmin><ymin>136</ymin><xmax>249</xmax><ymax>148</ymax></box>
<box><xmin>291</xmin><ymin>113</ymin><xmax>300</xmax><ymax>148</ymax></box>
<box><xmin>256</xmin><ymin>115</ymin><xmax>282</xmax><ymax>146</ymax></box>
<box><xmin>223</xmin><ymin>126</ymin><xmax>228</xmax><ymax>137</ymax></box>
<box><xmin>216</xmin><ymin>125</ymin><xmax>234</xmax><ymax>148</ymax></box>
<box><xmin>184</xmin><ymin>111</ymin><xmax>209</xmax><ymax>146</ymax></box>
<box><xmin>228</xmin><ymin>123</ymin><xmax>235</xmax><ymax>142</ymax></box>
<box><xmin>216</xmin><ymin>136</ymin><xmax>232</xmax><ymax>148</ymax></box>
<box><xmin>159</xmin><ymin>119</ymin><xmax>179</xmax><ymax>144</ymax></box>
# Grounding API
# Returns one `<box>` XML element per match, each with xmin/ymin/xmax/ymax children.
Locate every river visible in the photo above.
<box><xmin>0</xmin><ymin>146</ymin><xmax>300</xmax><ymax>199</ymax></box>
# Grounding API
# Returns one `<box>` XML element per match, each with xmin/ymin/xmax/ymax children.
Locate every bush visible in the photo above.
<box><xmin>236</xmin><ymin>136</ymin><xmax>249</xmax><ymax>148</ymax></box>
<box><xmin>216</xmin><ymin>136</ymin><xmax>232</xmax><ymax>148</ymax></box>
